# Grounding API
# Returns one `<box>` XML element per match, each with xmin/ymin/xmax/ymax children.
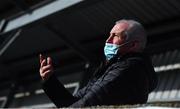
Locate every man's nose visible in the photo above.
<box><xmin>106</xmin><ymin>34</ymin><xmax>114</xmax><ymax>43</ymax></box>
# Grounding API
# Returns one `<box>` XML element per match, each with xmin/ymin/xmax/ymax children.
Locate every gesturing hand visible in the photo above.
<box><xmin>39</xmin><ymin>54</ymin><xmax>54</xmax><ymax>81</ymax></box>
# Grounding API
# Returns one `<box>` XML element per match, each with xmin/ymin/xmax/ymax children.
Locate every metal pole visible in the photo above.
<box><xmin>0</xmin><ymin>29</ymin><xmax>22</xmax><ymax>57</ymax></box>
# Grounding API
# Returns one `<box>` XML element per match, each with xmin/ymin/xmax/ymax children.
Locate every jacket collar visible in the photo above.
<box><xmin>107</xmin><ymin>52</ymin><xmax>146</xmax><ymax>64</ymax></box>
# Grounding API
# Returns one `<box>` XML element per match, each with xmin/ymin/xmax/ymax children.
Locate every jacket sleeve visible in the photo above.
<box><xmin>42</xmin><ymin>74</ymin><xmax>78</xmax><ymax>108</ymax></box>
<box><xmin>70</xmin><ymin>61</ymin><xmax>129</xmax><ymax>107</ymax></box>
<box><xmin>73</xmin><ymin>78</ymin><xmax>97</xmax><ymax>98</ymax></box>
<box><xmin>73</xmin><ymin>86</ymin><xmax>87</xmax><ymax>98</ymax></box>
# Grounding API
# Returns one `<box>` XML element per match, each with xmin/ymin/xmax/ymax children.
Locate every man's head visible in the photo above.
<box><xmin>104</xmin><ymin>19</ymin><xmax>147</xmax><ymax>60</ymax></box>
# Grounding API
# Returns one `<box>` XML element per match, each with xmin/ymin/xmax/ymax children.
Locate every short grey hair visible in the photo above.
<box><xmin>116</xmin><ymin>19</ymin><xmax>147</xmax><ymax>51</ymax></box>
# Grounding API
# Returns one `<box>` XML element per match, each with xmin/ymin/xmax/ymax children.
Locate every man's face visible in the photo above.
<box><xmin>106</xmin><ymin>22</ymin><xmax>129</xmax><ymax>45</ymax></box>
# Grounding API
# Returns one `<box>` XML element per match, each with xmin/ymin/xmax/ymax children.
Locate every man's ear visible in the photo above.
<box><xmin>130</xmin><ymin>40</ymin><xmax>139</xmax><ymax>50</ymax></box>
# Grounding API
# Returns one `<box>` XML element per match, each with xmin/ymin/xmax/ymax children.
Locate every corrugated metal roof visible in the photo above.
<box><xmin>48</xmin><ymin>0</ymin><xmax>180</xmax><ymax>44</ymax></box>
<box><xmin>149</xmin><ymin>49</ymin><xmax>180</xmax><ymax>102</ymax></box>
<box><xmin>152</xmin><ymin>49</ymin><xmax>180</xmax><ymax>68</ymax></box>
<box><xmin>74</xmin><ymin>0</ymin><xmax>180</xmax><ymax>27</ymax></box>
<box><xmin>148</xmin><ymin>70</ymin><xmax>180</xmax><ymax>102</ymax></box>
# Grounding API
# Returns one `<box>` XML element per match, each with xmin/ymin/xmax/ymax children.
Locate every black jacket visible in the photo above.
<box><xmin>42</xmin><ymin>52</ymin><xmax>158</xmax><ymax>108</ymax></box>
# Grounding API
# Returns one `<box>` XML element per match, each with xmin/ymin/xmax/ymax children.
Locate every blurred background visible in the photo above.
<box><xmin>0</xmin><ymin>0</ymin><xmax>180</xmax><ymax>108</ymax></box>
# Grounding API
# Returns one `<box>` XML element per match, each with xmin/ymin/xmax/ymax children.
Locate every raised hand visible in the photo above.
<box><xmin>39</xmin><ymin>54</ymin><xmax>54</xmax><ymax>80</ymax></box>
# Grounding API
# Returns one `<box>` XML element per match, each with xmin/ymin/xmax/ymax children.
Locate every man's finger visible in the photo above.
<box><xmin>39</xmin><ymin>54</ymin><xmax>45</xmax><ymax>63</ymax></box>
<box><xmin>41</xmin><ymin>65</ymin><xmax>52</xmax><ymax>72</ymax></box>
<box><xmin>43</xmin><ymin>70</ymin><xmax>51</xmax><ymax>75</ymax></box>
<box><xmin>42</xmin><ymin>70</ymin><xmax>52</xmax><ymax>79</ymax></box>
<box><xmin>47</xmin><ymin>57</ymin><xmax>52</xmax><ymax>65</ymax></box>
<box><xmin>41</xmin><ymin>59</ymin><xmax>47</xmax><ymax>67</ymax></box>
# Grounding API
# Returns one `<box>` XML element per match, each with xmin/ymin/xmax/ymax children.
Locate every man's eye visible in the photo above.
<box><xmin>121</xmin><ymin>31</ymin><xmax>126</xmax><ymax>37</ymax></box>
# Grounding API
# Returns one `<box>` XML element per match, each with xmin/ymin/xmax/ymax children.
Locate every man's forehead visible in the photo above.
<box><xmin>111</xmin><ymin>22</ymin><xmax>129</xmax><ymax>33</ymax></box>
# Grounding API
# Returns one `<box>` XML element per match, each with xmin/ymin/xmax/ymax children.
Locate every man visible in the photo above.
<box><xmin>39</xmin><ymin>19</ymin><xmax>157</xmax><ymax>107</ymax></box>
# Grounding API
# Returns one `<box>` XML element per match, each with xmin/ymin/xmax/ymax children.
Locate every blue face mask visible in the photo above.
<box><xmin>104</xmin><ymin>43</ymin><xmax>120</xmax><ymax>61</ymax></box>
<box><xmin>104</xmin><ymin>42</ymin><xmax>130</xmax><ymax>60</ymax></box>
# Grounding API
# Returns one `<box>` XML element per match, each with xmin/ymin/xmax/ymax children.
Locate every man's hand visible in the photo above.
<box><xmin>39</xmin><ymin>54</ymin><xmax>54</xmax><ymax>81</ymax></box>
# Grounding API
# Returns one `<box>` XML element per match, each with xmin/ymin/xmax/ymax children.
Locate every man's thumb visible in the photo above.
<box><xmin>47</xmin><ymin>57</ymin><xmax>52</xmax><ymax>65</ymax></box>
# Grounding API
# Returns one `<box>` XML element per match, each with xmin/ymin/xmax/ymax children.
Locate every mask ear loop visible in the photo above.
<box><xmin>115</xmin><ymin>40</ymin><xmax>132</xmax><ymax>56</ymax></box>
<box><xmin>116</xmin><ymin>30</ymin><xmax>130</xmax><ymax>54</ymax></box>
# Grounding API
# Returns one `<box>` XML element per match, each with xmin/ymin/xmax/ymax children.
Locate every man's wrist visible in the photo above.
<box><xmin>42</xmin><ymin>72</ymin><xmax>54</xmax><ymax>81</ymax></box>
